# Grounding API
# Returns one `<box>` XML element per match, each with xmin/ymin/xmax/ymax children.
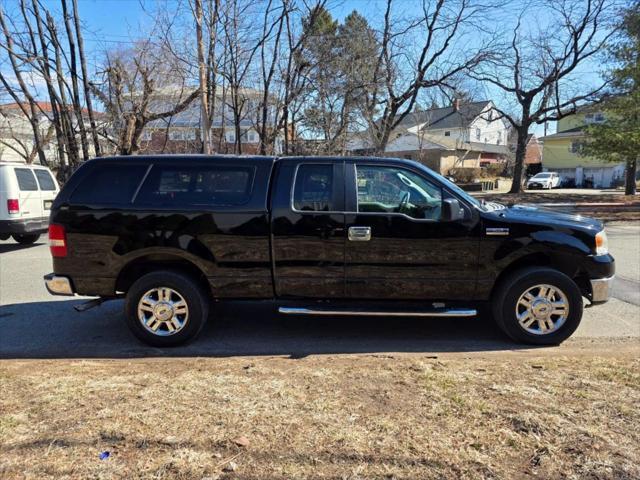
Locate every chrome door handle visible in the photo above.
<box><xmin>348</xmin><ymin>226</ymin><xmax>371</xmax><ymax>241</ymax></box>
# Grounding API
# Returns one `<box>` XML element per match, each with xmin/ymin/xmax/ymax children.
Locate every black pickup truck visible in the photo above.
<box><xmin>44</xmin><ymin>155</ymin><xmax>614</xmax><ymax>347</ymax></box>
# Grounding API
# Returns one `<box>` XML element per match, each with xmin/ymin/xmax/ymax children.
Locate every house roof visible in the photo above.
<box><xmin>539</xmin><ymin>127</ymin><xmax>584</xmax><ymax>140</ymax></box>
<box><xmin>387</xmin><ymin>131</ymin><xmax>509</xmax><ymax>155</ymax></box>
<box><xmin>393</xmin><ymin>100</ymin><xmax>491</xmax><ymax>130</ymax></box>
<box><xmin>0</xmin><ymin>101</ymin><xmax>92</xmax><ymax>115</ymax></box>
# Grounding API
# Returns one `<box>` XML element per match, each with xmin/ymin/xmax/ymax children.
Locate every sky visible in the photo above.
<box><xmin>18</xmin><ymin>0</ymin><xmax>620</xmax><ymax>136</ymax></box>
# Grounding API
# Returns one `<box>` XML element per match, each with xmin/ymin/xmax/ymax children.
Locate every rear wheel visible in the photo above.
<box><xmin>492</xmin><ymin>267</ymin><xmax>583</xmax><ymax>345</ymax></box>
<box><xmin>12</xmin><ymin>233</ymin><xmax>40</xmax><ymax>244</ymax></box>
<box><xmin>124</xmin><ymin>270</ymin><xmax>210</xmax><ymax>347</ymax></box>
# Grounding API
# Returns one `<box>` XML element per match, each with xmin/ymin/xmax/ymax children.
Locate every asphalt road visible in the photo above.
<box><xmin>1</xmin><ymin>224</ymin><xmax>638</xmax><ymax>359</ymax></box>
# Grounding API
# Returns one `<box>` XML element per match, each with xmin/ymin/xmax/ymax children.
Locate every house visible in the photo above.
<box><xmin>0</xmin><ymin>101</ymin><xmax>107</xmax><ymax>166</ymax></box>
<box><xmin>347</xmin><ymin>100</ymin><xmax>511</xmax><ymax>174</ymax></box>
<box><xmin>0</xmin><ymin>102</ymin><xmax>58</xmax><ymax>164</ymax></box>
<box><xmin>539</xmin><ymin>108</ymin><xmax>625</xmax><ymax>188</ymax></box>
<box><xmin>137</xmin><ymin>86</ymin><xmax>282</xmax><ymax>155</ymax></box>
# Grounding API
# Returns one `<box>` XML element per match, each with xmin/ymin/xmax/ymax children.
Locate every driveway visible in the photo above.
<box><xmin>1</xmin><ymin>224</ymin><xmax>638</xmax><ymax>359</ymax></box>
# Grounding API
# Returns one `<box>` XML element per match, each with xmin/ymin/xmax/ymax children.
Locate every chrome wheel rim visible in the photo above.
<box><xmin>516</xmin><ymin>284</ymin><xmax>569</xmax><ymax>335</ymax></box>
<box><xmin>137</xmin><ymin>287</ymin><xmax>189</xmax><ymax>336</ymax></box>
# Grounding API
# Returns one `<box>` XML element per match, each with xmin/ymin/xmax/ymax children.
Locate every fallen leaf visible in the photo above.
<box><xmin>232</xmin><ymin>436</ymin><xmax>250</xmax><ymax>447</ymax></box>
<box><xmin>223</xmin><ymin>461</ymin><xmax>238</xmax><ymax>472</ymax></box>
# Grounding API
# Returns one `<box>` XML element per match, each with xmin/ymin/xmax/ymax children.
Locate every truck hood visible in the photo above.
<box><xmin>486</xmin><ymin>204</ymin><xmax>603</xmax><ymax>232</ymax></box>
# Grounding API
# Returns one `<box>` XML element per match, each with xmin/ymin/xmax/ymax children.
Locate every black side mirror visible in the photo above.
<box><xmin>442</xmin><ymin>198</ymin><xmax>464</xmax><ymax>222</ymax></box>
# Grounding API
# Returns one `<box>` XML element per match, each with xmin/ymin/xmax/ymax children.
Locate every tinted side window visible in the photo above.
<box><xmin>14</xmin><ymin>168</ymin><xmax>38</xmax><ymax>191</ymax></box>
<box><xmin>70</xmin><ymin>164</ymin><xmax>148</xmax><ymax>205</ymax></box>
<box><xmin>135</xmin><ymin>165</ymin><xmax>254</xmax><ymax>207</ymax></box>
<box><xmin>293</xmin><ymin>164</ymin><xmax>334</xmax><ymax>212</ymax></box>
<box><xmin>356</xmin><ymin>165</ymin><xmax>442</xmax><ymax>220</ymax></box>
<box><xmin>34</xmin><ymin>170</ymin><xmax>56</xmax><ymax>191</ymax></box>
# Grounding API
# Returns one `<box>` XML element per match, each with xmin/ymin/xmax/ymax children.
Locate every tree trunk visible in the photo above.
<box><xmin>72</xmin><ymin>0</ymin><xmax>101</xmax><ymax>157</ymax></box>
<box><xmin>195</xmin><ymin>0</ymin><xmax>211</xmax><ymax>154</ymax></box>
<box><xmin>509</xmin><ymin>127</ymin><xmax>530</xmax><ymax>194</ymax></box>
<box><xmin>625</xmin><ymin>157</ymin><xmax>637</xmax><ymax>195</ymax></box>
<box><xmin>61</xmin><ymin>0</ymin><xmax>89</xmax><ymax>162</ymax></box>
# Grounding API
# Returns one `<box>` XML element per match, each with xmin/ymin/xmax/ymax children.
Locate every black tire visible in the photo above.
<box><xmin>492</xmin><ymin>267</ymin><xmax>583</xmax><ymax>345</ymax></box>
<box><xmin>124</xmin><ymin>270</ymin><xmax>210</xmax><ymax>347</ymax></box>
<box><xmin>12</xmin><ymin>233</ymin><xmax>40</xmax><ymax>244</ymax></box>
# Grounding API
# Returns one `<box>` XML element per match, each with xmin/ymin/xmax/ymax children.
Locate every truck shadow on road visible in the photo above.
<box><xmin>0</xmin><ymin>299</ymin><xmax>537</xmax><ymax>359</ymax></box>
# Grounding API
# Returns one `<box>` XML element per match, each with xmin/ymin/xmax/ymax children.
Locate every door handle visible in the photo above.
<box><xmin>348</xmin><ymin>226</ymin><xmax>371</xmax><ymax>241</ymax></box>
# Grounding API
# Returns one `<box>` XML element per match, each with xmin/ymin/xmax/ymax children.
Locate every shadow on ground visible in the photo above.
<box><xmin>0</xmin><ymin>298</ymin><xmax>537</xmax><ymax>359</ymax></box>
<box><xmin>0</xmin><ymin>240</ymin><xmax>45</xmax><ymax>254</ymax></box>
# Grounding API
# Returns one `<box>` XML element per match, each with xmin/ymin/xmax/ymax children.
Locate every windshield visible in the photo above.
<box><xmin>533</xmin><ymin>173</ymin><xmax>551</xmax><ymax>178</ymax></box>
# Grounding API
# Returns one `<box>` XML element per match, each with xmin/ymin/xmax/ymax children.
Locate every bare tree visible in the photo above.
<box><xmin>361</xmin><ymin>0</ymin><xmax>496</xmax><ymax>155</ymax></box>
<box><xmin>0</xmin><ymin>2</ymin><xmax>49</xmax><ymax>166</ymax></box>
<box><xmin>61</xmin><ymin>0</ymin><xmax>89</xmax><ymax>161</ymax></box>
<box><xmin>469</xmin><ymin>0</ymin><xmax>617</xmax><ymax>193</ymax></box>
<box><xmin>91</xmin><ymin>44</ymin><xmax>200</xmax><ymax>155</ymax></box>
<box><xmin>277</xmin><ymin>1</ymin><xmax>327</xmax><ymax>154</ymax></box>
<box><xmin>255</xmin><ymin>0</ymin><xmax>288</xmax><ymax>155</ymax></box>
<box><xmin>0</xmin><ymin>0</ymin><xmax>102</xmax><ymax>175</ymax></box>
<box><xmin>72</xmin><ymin>0</ymin><xmax>101</xmax><ymax>157</ymax></box>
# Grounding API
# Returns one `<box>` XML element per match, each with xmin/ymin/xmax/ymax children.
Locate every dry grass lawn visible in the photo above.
<box><xmin>1</xmin><ymin>355</ymin><xmax>639</xmax><ymax>479</ymax></box>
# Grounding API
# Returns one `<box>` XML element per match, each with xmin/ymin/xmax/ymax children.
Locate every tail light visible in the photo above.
<box><xmin>7</xmin><ymin>199</ymin><xmax>19</xmax><ymax>214</ymax></box>
<box><xmin>48</xmin><ymin>224</ymin><xmax>67</xmax><ymax>257</ymax></box>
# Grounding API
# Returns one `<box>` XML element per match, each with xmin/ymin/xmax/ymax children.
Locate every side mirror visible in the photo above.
<box><xmin>442</xmin><ymin>198</ymin><xmax>464</xmax><ymax>222</ymax></box>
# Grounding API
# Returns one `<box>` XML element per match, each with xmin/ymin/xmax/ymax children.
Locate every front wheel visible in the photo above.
<box><xmin>492</xmin><ymin>267</ymin><xmax>583</xmax><ymax>345</ymax></box>
<box><xmin>12</xmin><ymin>233</ymin><xmax>40</xmax><ymax>244</ymax></box>
<box><xmin>124</xmin><ymin>270</ymin><xmax>210</xmax><ymax>347</ymax></box>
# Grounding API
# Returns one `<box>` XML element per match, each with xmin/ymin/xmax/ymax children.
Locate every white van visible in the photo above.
<box><xmin>0</xmin><ymin>163</ymin><xmax>60</xmax><ymax>244</ymax></box>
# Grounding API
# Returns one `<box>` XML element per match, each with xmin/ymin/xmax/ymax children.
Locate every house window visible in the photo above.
<box><xmin>497</xmin><ymin>131</ymin><xmax>502</xmax><ymax>145</ymax></box>
<box><xmin>475</xmin><ymin>128</ymin><xmax>481</xmax><ymax>141</ymax></box>
<box><xmin>141</xmin><ymin>130</ymin><xmax>153</xmax><ymax>142</ymax></box>
<box><xmin>585</xmin><ymin>113</ymin><xmax>605</xmax><ymax>124</ymax></box>
<box><xmin>488</xmin><ymin>110</ymin><xmax>493</xmax><ymax>121</ymax></box>
<box><xmin>226</xmin><ymin>130</ymin><xmax>236</xmax><ymax>143</ymax></box>
<box><xmin>247</xmin><ymin>131</ymin><xmax>258</xmax><ymax>143</ymax></box>
<box><xmin>569</xmin><ymin>141</ymin><xmax>584</xmax><ymax>153</ymax></box>
<box><xmin>444</xmin><ymin>131</ymin><xmax>451</xmax><ymax>137</ymax></box>
<box><xmin>169</xmin><ymin>130</ymin><xmax>183</xmax><ymax>141</ymax></box>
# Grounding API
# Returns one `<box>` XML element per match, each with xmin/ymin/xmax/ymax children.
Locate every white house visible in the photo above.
<box><xmin>347</xmin><ymin>100</ymin><xmax>511</xmax><ymax>174</ymax></box>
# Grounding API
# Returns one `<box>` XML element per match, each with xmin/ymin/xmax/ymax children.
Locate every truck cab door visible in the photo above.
<box><xmin>270</xmin><ymin>159</ymin><xmax>345</xmax><ymax>298</ymax></box>
<box><xmin>343</xmin><ymin>160</ymin><xmax>480</xmax><ymax>301</ymax></box>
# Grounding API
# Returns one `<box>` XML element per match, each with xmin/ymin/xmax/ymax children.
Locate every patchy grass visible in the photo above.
<box><xmin>1</xmin><ymin>356</ymin><xmax>639</xmax><ymax>479</ymax></box>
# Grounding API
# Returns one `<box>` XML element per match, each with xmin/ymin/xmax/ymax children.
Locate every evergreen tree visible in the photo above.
<box><xmin>582</xmin><ymin>4</ymin><xmax>639</xmax><ymax>195</ymax></box>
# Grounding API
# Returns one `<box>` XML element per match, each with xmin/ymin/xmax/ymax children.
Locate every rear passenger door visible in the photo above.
<box><xmin>13</xmin><ymin>167</ymin><xmax>42</xmax><ymax>220</ymax></box>
<box><xmin>270</xmin><ymin>159</ymin><xmax>346</xmax><ymax>298</ymax></box>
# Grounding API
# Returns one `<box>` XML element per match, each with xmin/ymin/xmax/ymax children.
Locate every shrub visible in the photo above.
<box><xmin>483</xmin><ymin>163</ymin><xmax>505</xmax><ymax>177</ymax></box>
<box><xmin>448</xmin><ymin>167</ymin><xmax>481</xmax><ymax>183</ymax></box>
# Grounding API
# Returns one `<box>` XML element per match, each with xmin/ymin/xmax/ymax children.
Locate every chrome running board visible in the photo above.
<box><xmin>278</xmin><ymin>307</ymin><xmax>477</xmax><ymax>317</ymax></box>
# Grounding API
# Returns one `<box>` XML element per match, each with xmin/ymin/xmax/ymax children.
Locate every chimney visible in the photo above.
<box><xmin>453</xmin><ymin>98</ymin><xmax>461</xmax><ymax>111</ymax></box>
